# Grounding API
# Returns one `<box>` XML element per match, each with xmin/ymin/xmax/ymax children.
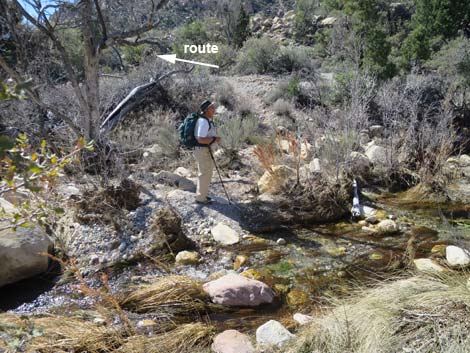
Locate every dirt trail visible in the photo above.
<box><xmin>221</xmin><ymin>75</ymin><xmax>280</xmax><ymax>116</ymax></box>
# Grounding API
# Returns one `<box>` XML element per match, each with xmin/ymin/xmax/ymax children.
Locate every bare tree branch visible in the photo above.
<box><xmin>100</xmin><ymin>66</ymin><xmax>195</xmax><ymax>135</ymax></box>
<box><xmin>0</xmin><ymin>54</ymin><xmax>83</xmax><ymax>136</ymax></box>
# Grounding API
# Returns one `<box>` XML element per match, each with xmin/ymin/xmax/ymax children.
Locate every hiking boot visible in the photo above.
<box><xmin>195</xmin><ymin>198</ymin><xmax>212</xmax><ymax>205</ymax></box>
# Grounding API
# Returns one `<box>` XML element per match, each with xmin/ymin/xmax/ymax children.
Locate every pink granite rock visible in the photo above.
<box><xmin>211</xmin><ymin>330</ymin><xmax>255</xmax><ymax>353</ymax></box>
<box><xmin>203</xmin><ymin>273</ymin><xmax>275</xmax><ymax>306</ymax></box>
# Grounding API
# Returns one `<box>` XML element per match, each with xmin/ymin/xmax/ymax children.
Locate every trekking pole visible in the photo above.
<box><xmin>208</xmin><ymin>148</ymin><xmax>233</xmax><ymax>204</ymax></box>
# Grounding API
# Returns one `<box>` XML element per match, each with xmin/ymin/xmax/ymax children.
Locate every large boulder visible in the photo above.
<box><xmin>0</xmin><ymin>198</ymin><xmax>53</xmax><ymax>287</ymax></box>
<box><xmin>365</xmin><ymin>143</ymin><xmax>388</xmax><ymax>166</ymax></box>
<box><xmin>203</xmin><ymin>273</ymin><xmax>275</xmax><ymax>306</ymax></box>
<box><xmin>446</xmin><ymin>246</ymin><xmax>470</xmax><ymax>267</ymax></box>
<box><xmin>256</xmin><ymin>320</ymin><xmax>295</xmax><ymax>347</ymax></box>
<box><xmin>211</xmin><ymin>330</ymin><xmax>255</xmax><ymax>353</ymax></box>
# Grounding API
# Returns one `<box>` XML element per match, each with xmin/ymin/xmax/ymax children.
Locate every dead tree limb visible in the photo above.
<box><xmin>99</xmin><ymin>66</ymin><xmax>195</xmax><ymax>135</ymax></box>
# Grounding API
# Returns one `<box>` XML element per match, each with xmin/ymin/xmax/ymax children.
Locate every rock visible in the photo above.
<box><xmin>388</xmin><ymin>214</ymin><xmax>397</xmax><ymax>220</ymax></box>
<box><xmin>276</xmin><ymin>238</ymin><xmax>287</xmax><ymax>245</ymax></box>
<box><xmin>319</xmin><ymin>17</ymin><xmax>336</xmax><ymax>26</ymax></box>
<box><xmin>256</xmin><ymin>320</ymin><xmax>295</xmax><ymax>347</ymax></box>
<box><xmin>300</xmin><ymin>142</ymin><xmax>312</xmax><ymax>160</ymax></box>
<box><xmin>365</xmin><ymin>144</ymin><xmax>388</xmax><ymax>166</ymax></box>
<box><xmin>175</xmin><ymin>251</ymin><xmax>200</xmax><ymax>266</ymax></box>
<box><xmin>446</xmin><ymin>246</ymin><xmax>470</xmax><ymax>267</ymax></box>
<box><xmin>154</xmin><ymin>170</ymin><xmax>195</xmax><ymax>191</ymax></box>
<box><xmin>308</xmin><ymin>158</ymin><xmax>321</xmax><ymax>174</ymax></box>
<box><xmin>258</xmin><ymin>165</ymin><xmax>294</xmax><ymax>194</ymax></box>
<box><xmin>211</xmin><ymin>330</ymin><xmax>255</xmax><ymax>353</ymax></box>
<box><xmin>211</xmin><ymin>223</ymin><xmax>240</xmax><ymax>245</ymax></box>
<box><xmin>358</xmin><ymin>220</ymin><xmax>367</xmax><ymax>226</ymax></box>
<box><xmin>93</xmin><ymin>317</ymin><xmax>106</xmax><ymax>326</ymax></box>
<box><xmin>214</xmin><ymin>149</ymin><xmax>232</xmax><ymax>167</ymax></box>
<box><xmin>136</xmin><ymin>319</ymin><xmax>157</xmax><ymax>329</ymax></box>
<box><xmin>431</xmin><ymin>244</ymin><xmax>447</xmax><ymax>257</ymax></box>
<box><xmin>365</xmin><ymin>215</ymin><xmax>378</xmax><ymax>224</ymax></box>
<box><xmin>174</xmin><ymin>167</ymin><xmax>192</xmax><ymax>178</ymax></box>
<box><xmin>203</xmin><ymin>273</ymin><xmax>275</xmax><ymax>306</ymax></box>
<box><xmin>293</xmin><ymin>313</ymin><xmax>314</xmax><ymax>325</ymax></box>
<box><xmin>369</xmin><ymin>125</ymin><xmax>384</xmax><ymax>138</ymax></box>
<box><xmin>234</xmin><ymin>255</ymin><xmax>248</xmax><ymax>270</ymax></box>
<box><xmin>377</xmin><ymin>220</ymin><xmax>399</xmax><ymax>235</ymax></box>
<box><xmin>0</xmin><ymin>199</ymin><xmax>53</xmax><ymax>287</ymax></box>
<box><xmin>413</xmin><ymin>258</ymin><xmax>446</xmax><ymax>273</ymax></box>
<box><xmin>350</xmin><ymin>152</ymin><xmax>371</xmax><ymax>177</ymax></box>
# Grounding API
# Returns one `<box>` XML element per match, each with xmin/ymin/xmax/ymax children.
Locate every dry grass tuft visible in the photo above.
<box><xmin>289</xmin><ymin>272</ymin><xmax>470</xmax><ymax>353</ymax></box>
<box><xmin>120</xmin><ymin>275</ymin><xmax>207</xmax><ymax>314</ymax></box>
<box><xmin>118</xmin><ymin>322</ymin><xmax>215</xmax><ymax>353</ymax></box>
<box><xmin>28</xmin><ymin>316</ymin><xmax>125</xmax><ymax>353</ymax></box>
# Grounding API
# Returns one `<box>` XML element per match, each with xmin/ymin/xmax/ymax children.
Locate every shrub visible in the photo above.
<box><xmin>217</xmin><ymin>113</ymin><xmax>259</xmax><ymax>155</ymax></box>
<box><xmin>272</xmin><ymin>99</ymin><xmax>294</xmax><ymax>116</ymax></box>
<box><xmin>234</xmin><ymin>38</ymin><xmax>316</xmax><ymax>75</ymax></box>
<box><xmin>215</xmin><ymin>80</ymin><xmax>237</xmax><ymax>110</ymax></box>
<box><xmin>233</xmin><ymin>37</ymin><xmax>278</xmax><ymax>74</ymax></box>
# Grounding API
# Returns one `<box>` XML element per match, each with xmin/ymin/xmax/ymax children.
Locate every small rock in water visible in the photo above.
<box><xmin>377</xmin><ymin>220</ymin><xmax>399</xmax><ymax>235</ymax></box>
<box><xmin>293</xmin><ymin>313</ymin><xmax>314</xmax><ymax>325</ymax></box>
<box><xmin>276</xmin><ymin>238</ymin><xmax>287</xmax><ymax>245</ymax></box>
<box><xmin>175</xmin><ymin>251</ymin><xmax>200</xmax><ymax>266</ymax></box>
<box><xmin>446</xmin><ymin>246</ymin><xmax>470</xmax><ymax>267</ymax></box>
<box><xmin>211</xmin><ymin>329</ymin><xmax>255</xmax><ymax>353</ymax></box>
<box><xmin>413</xmin><ymin>258</ymin><xmax>446</xmax><ymax>273</ymax></box>
<box><xmin>256</xmin><ymin>320</ymin><xmax>295</xmax><ymax>347</ymax></box>
<box><xmin>234</xmin><ymin>255</ymin><xmax>248</xmax><ymax>270</ymax></box>
<box><xmin>388</xmin><ymin>214</ymin><xmax>397</xmax><ymax>220</ymax></box>
<box><xmin>203</xmin><ymin>273</ymin><xmax>275</xmax><ymax>306</ymax></box>
<box><xmin>211</xmin><ymin>223</ymin><xmax>240</xmax><ymax>245</ymax></box>
<box><xmin>365</xmin><ymin>215</ymin><xmax>378</xmax><ymax>224</ymax></box>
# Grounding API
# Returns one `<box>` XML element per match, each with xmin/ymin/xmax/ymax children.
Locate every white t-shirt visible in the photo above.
<box><xmin>195</xmin><ymin>117</ymin><xmax>216</xmax><ymax>138</ymax></box>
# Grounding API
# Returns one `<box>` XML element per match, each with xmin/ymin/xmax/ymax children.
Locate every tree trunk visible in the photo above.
<box><xmin>81</xmin><ymin>0</ymin><xmax>101</xmax><ymax>140</ymax></box>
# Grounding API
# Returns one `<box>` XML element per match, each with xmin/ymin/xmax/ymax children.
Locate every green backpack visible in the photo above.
<box><xmin>179</xmin><ymin>113</ymin><xmax>209</xmax><ymax>148</ymax></box>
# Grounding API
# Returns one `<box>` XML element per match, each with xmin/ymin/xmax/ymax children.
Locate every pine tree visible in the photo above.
<box><xmin>233</xmin><ymin>5</ymin><xmax>250</xmax><ymax>48</ymax></box>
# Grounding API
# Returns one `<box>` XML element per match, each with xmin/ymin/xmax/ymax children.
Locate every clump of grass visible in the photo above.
<box><xmin>289</xmin><ymin>272</ymin><xmax>470</xmax><ymax>353</ymax></box>
<box><xmin>120</xmin><ymin>275</ymin><xmax>207</xmax><ymax>314</ymax></box>
<box><xmin>118</xmin><ymin>322</ymin><xmax>215</xmax><ymax>353</ymax></box>
<box><xmin>29</xmin><ymin>316</ymin><xmax>125</xmax><ymax>353</ymax></box>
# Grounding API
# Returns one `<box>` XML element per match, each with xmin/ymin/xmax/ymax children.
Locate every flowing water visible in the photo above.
<box><xmin>1</xmin><ymin>192</ymin><xmax>469</xmax><ymax>334</ymax></box>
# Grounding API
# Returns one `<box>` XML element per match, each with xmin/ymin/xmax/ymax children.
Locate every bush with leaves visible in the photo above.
<box><xmin>0</xmin><ymin>134</ymin><xmax>92</xmax><ymax>230</ymax></box>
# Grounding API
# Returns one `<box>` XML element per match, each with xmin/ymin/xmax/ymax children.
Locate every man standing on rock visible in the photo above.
<box><xmin>194</xmin><ymin>100</ymin><xmax>220</xmax><ymax>204</ymax></box>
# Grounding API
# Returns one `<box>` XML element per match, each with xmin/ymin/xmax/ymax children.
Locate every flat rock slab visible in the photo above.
<box><xmin>166</xmin><ymin>190</ymin><xmax>244</xmax><ymax>239</ymax></box>
<box><xmin>203</xmin><ymin>273</ymin><xmax>275</xmax><ymax>306</ymax></box>
<box><xmin>212</xmin><ymin>330</ymin><xmax>255</xmax><ymax>353</ymax></box>
<box><xmin>211</xmin><ymin>223</ymin><xmax>240</xmax><ymax>245</ymax></box>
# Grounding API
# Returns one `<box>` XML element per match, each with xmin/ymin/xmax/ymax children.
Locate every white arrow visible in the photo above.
<box><xmin>157</xmin><ymin>54</ymin><xmax>219</xmax><ymax>69</ymax></box>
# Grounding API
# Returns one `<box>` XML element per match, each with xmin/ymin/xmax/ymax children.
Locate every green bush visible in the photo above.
<box><xmin>233</xmin><ymin>37</ymin><xmax>278</xmax><ymax>74</ymax></box>
<box><xmin>217</xmin><ymin>113</ymin><xmax>259</xmax><ymax>154</ymax></box>
<box><xmin>234</xmin><ymin>38</ymin><xmax>315</xmax><ymax>75</ymax></box>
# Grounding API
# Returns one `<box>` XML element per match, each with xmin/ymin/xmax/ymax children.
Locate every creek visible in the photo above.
<box><xmin>1</xmin><ymin>191</ymin><xmax>469</xmax><ymax>334</ymax></box>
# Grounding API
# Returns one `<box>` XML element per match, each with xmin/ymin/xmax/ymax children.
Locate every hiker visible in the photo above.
<box><xmin>194</xmin><ymin>100</ymin><xmax>221</xmax><ymax>204</ymax></box>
